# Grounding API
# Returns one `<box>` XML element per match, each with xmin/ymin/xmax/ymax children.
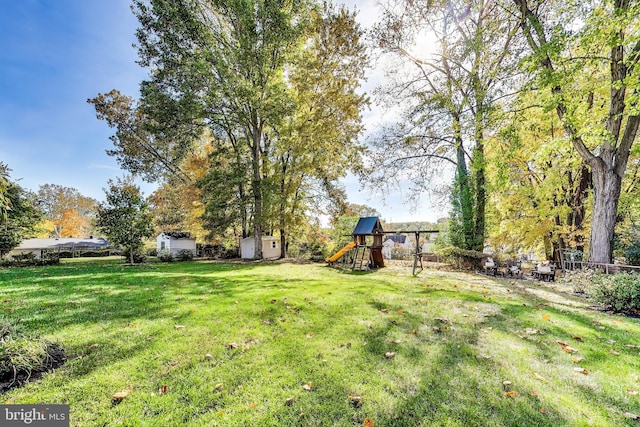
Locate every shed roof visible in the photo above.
<box><xmin>16</xmin><ymin>238</ymin><xmax>110</xmax><ymax>250</ymax></box>
<box><xmin>159</xmin><ymin>231</ymin><xmax>193</xmax><ymax>239</ymax></box>
<box><xmin>352</xmin><ymin>217</ymin><xmax>384</xmax><ymax>236</ymax></box>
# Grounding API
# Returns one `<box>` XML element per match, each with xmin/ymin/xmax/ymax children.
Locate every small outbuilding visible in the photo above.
<box><xmin>157</xmin><ymin>232</ymin><xmax>197</xmax><ymax>256</ymax></box>
<box><xmin>240</xmin><ymin>236</ymin><xmax>280</xmax><ymax>260</ymax></box>
<box><xmin>352</xmin><ymin>216</ymin><xmax>385</xmax><ymax>268</ymax></box>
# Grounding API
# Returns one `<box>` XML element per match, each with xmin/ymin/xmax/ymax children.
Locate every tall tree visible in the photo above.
<box><xmin>0</xmin><ymin>166</ymin><xmax>42</xmax><ymax>258</ymax></box>
<box><xmin>369</xmin><ymin>0</ymin><xmax>520</xmax><ymax>251</ymax></box>
<box><xmin>272</xmin><ymin>2</ymin><xmax>369</xmax><ymax>257</ymax></box>
<box><xmin>126</xmin><ymin>0</ymin><xmax>312</xmax><ymax>259</ymax></box>
<box><xmin>149</xmin><ymin>138</ymin><xmax>211</xmax><ymax>241</ymax></box>
<box><xmin>0</xmin><ymin>163</ymin><xmax>10</xmax><ymax>223</ymax></box>
<box><xmin>36</xmin><ymin>184</ymin><xmax>97</xmax><ymax>238</ymax></box>
<box><xmin>95</xmin><ymin>177</ymin><xmax>154</xmax><ymax>264</ymax></box>
<box><xmin>511</xmin><ymin>0</ymin><xmax>640</xmax><ymax>263</ymax></box>
<box><xmin>92</xmin><ymin>0</ymin><xmax>367</xmax><ymax>259</ymax></box>
<box><xmin>487</xmin><ymin>98</ymin><xmax>592</xmax><ymax>259</ymax></box>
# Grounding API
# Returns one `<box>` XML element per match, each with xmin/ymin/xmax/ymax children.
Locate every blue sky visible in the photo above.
<box><xmin>0</xmin><ymin>0</ymin><xmax>446</xmax><ymax>223</ymax></box>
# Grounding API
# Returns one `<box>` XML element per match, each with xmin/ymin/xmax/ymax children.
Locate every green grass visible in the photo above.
<box><xmin>1</xmin><ymin>260</ymin><xmax>640</xmax><ymax>426</ymax></box>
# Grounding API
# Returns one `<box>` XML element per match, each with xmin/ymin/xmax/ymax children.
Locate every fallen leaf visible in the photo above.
<box><xmin>572</xmin><ymin>335</ymin><xmax>583</xmax><ymax>341</ymax></box>
<box><xmin>302</xmin><ymin>382</ymin><xmax>313</xmax><ymax>391</ymax></box>
<box><xmin>624</xmin><ymin>412</ymin><xmax>639</xmax><ymax>420</ymax></box>
<box><xmin>88</xmin><ymin>343</ymin><xmax>100</xmax><ymax>350</ymax></box>
<box><xmin>397</xmin><ymin>310</ymin><xmax>404</xmax><ymax>316</ymax></box>
<box><xmin>306</xmin><ymin>333</ymin><xmax>314</xmax><ymax>339</ymax></box>
<box><xmin>539</xmin><ymin>407</ymin><xmax>546</xmax><ymax>414</ymax></box>
<box><xmin>391</xmin><ymin>339</ymin><xmax>401</xmax><ymax>345</ymax></box>
<box><xmin>228</xmin><ymin>342</ymin><xmax>238</xmax><ymax>349</ymax></box>
<box><xmin>432</xmin><ymin>326</ymin><xmax>441</xmax><ymax>332</ymax></box>
<box><xmin>556</xmin><ymin>340</ymin><xmax>578</xmax><ymax>353</ymax></box>
<box><xmin>533</xmin><ymin>373</ymin><xmax>548</xmax><ymax>383</ymax></box>
<box><xmin>412</xmin><ymin>329</ymin><xmax>418</xmax><ymax>335</ymax></box>
<box><xmin>112</xmin><ymin>387</ymin><xmax>132</xmax><ymax>402</ymax></box>
<box><xmin>384</xmin><ymin>352</ymin><xmax>396</xmax><ymax>359</ymax></box>
<box><xmin>270</xmin><ymin>299</ymin><xmax>277</xmax><ymax>304</ymax></box>
<box><xmin>205</xmin><ymin>353</ymin><xmax>213</xmax><ymax>360</ymax></box>
<box><xmin>609</xmin><ymin>349</ymin><xmax>620</xmax><ymax>356</ymax></box>
<box><xmin>625</xmin><ymin>344</ymin><xmax>640</xmax><ymax>349</ymax></box>
<box><xmin>214</xmin><ymin>383</ymin><xmax>223</xmax><ymax>391</ymax></box>
<box><xmin>158</xmin><ymin>384</ymin><xmax>168</xmax><ymax>395</ymax></box>
<box><xmin>503</xmin><ymin>391</ymin><xmax>519</xmax><ymax>397</ymax></box>
<box><xmin>285</xmin><ymin>397</ymin><xmax>295</xmax><ymax>406</ymax></box>
<box><xmin>529</xmin><ymin>390</ymin><xmax>538</xmax><ymax>396</ymax></box>
<box><xmin>572</xmin><ymin>357</ymin><xmax>584</xmax><ymax>363</ymax></box>
<box><xmin>627</xmin><ymin>389</ymin><xmax>638</xmax><ymax>396</ymax></box>
<box><xmin>217</xmin><ymin>410</ymin><xmax>224</xmax><ymax>417</ymax></box>
<box><xmin>434</xmin><ymin>318</ymin><xmax>449</xmax><ymax>323</ymax></box>
<box><xmin>249</xmin><ymin>403</ymin><xmax>257</xmax><ymax>409</ymax></box>
<box><xmin>607</xmin><ymin>340</ymin><xmax>616</xmax><ymax>345</ymax></box>
<box><xmin>574</xmin><ymin>367</ymin><xmax>589</xmax><ymax>375</ymax></box>
<box><xmin>542</xmin><ymin>314</ymin><xmax>550</xmax><ymax>321</ymax></box>
<box><xmin>363</xmin><ymin>418</ymin><xmax>375</xmax><ymax>427</ymax></box>
<box><xmin>380</xmin><ymin>308</ymin><xmax>389</xmax><ymax>313</ymax></box>
<box><xmin>174</xmin><ymin>325</ymin><xmax>185</xmax><ymax>330</ymax></box>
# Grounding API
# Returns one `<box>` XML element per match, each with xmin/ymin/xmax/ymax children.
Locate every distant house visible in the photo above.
<box><xmin>382</xmin><ymin>235</ymin><xmax>411</xmax><ymax>259</ymax></box>
<box><xmin>9</xmin><ymin>237</ymin><xmax>110</xmax><ymax>259</ymax></box>
<box><xmin>240</xmin><ymin>236</ymin><xmax>280</xmax><ymax>260</ymax></box>
<box><xmin>157</xmin><ymin>232</ymin><xmax>197</xmax><ymax>256</ymax></box>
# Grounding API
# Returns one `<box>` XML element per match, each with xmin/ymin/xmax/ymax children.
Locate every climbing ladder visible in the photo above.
<box><xmin>352</xmin><ymin>246</ymin><xmax>371</xmax><ymax>271</ymax></box>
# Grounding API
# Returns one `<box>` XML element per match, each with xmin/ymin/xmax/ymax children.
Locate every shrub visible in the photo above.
<box><xmin>624</xmin><ymin>242</ymin><xmax>640</xmax><ymax>266</ymax></box>
<box><xmin>122</xmin><ymin>247</ymin><xmax>146</xmax><ymax>264</ymax></box>
<box><xmin>559</xmin><ymin>269</ymin><xmax>597</xmax><ymax>295</ymax></box>
<box><xmin>591</xmin><ymin>272</ymin><xmax>640</xmax><ymax>313</ymax></box>
<box><xmin>147</xmin><ymin>248</ymin><xmax>158</xmax><ymax>257</ymax></box>
<box><xmin>175</xmin><ymin>250</ymin><xmax>194</xmax><ymax>262</ymax></box>
<box><xmin>1</xmin><ymin>254</ymin><xmax>59</xmax><ymax>268</ymax></box>
<box><xmin>436</xmin><ymin>246</ymin><xmax>485</xmax><ymax>270</ymax></box>
<box><xmin>157</xmin><ymin>249</ymin><xmax>173</xmax><ymax>263</ymax></box>
<box><xmin>290</xmin><ymin>241</ymin><xmax>328</xmax><ymax>262</ymax></box>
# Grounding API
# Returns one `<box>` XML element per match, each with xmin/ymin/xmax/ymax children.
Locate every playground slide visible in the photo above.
<box><xmin>325</xmin><ymin>242</ymin><xmax>356</xmax><ymax>263</ymax></box>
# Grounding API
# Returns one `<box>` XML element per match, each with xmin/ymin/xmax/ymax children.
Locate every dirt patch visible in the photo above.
<box><xmin>0</xmin><ymin>342</ymin><xmax>66</xmax><ymax>393</ymax></box>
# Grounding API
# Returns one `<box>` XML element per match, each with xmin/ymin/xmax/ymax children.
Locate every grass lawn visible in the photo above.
<box><xmin>1</xmin><ymin>260</ymin><xmax>640</xmax><ymax>426</ymax></box>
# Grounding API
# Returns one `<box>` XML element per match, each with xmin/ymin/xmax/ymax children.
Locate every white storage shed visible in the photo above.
<box><xmin>240</xmin><ymin>236</ymin><xmax>280</xmax><ymax>260</ymax></box>
<box><xmin>157</xmin><ymin>232</ymin><xmax>197</xmax><ymax>256</ymax></box>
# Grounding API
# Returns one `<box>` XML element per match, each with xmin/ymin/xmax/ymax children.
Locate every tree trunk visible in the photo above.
<box><xmin>570</xmin><ymin>165</ymin><xmax>591</xmax><ymax>253</ymax></box>
<box><xmin>251</xmin><ymin>124</ymin><xmax>263</xmax><ymax>260</ymax></box>
<box><xmin>471</xmin><ymin>143</ymin><xmax>485</xmax><ymax>252</ymax></box>
<box><xmin>588</xmin><ymin>158</ymin><xmax>622</xmax><ymax>263</ymax></box>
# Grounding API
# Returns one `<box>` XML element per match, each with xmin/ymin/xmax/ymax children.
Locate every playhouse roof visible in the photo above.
<box><xmin>352</xmin><ymin>217</ymin><xmax>384</xmax><ymax>236</ymax></box>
